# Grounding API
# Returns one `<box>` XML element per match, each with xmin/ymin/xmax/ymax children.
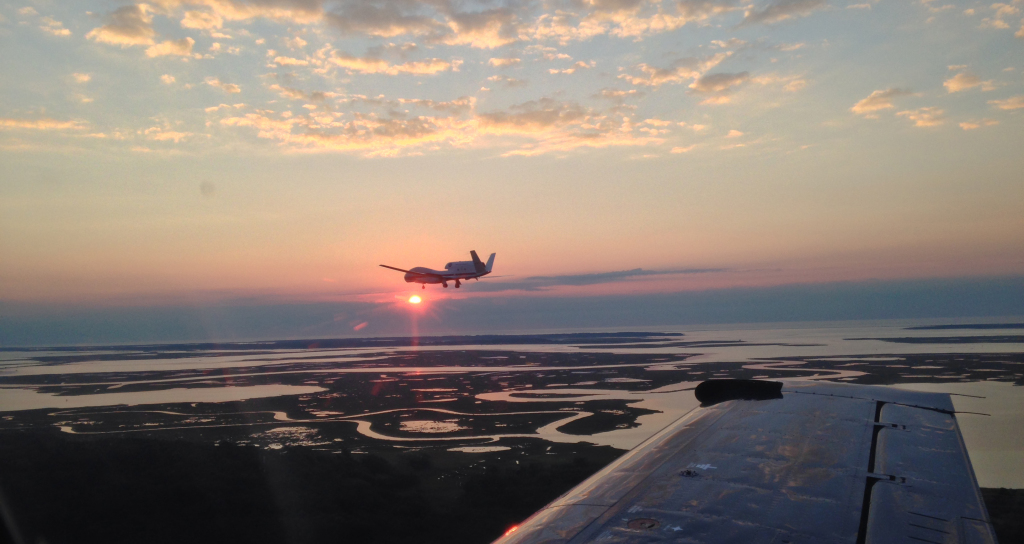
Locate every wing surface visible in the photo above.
<box><xmin>495</xmin><ymin>380</ymin><xmax>996</xmax><ymax>544</ymax></box>
<box><xmin>379</xmin><ymin>265</ymin><xmax>444</xmax><ymax>278</ymax></box>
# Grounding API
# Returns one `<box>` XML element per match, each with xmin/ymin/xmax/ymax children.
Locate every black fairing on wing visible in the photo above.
<box><xmin>694</xmin><ymin>379</ymin><xmax>783</xmax><ymax>406</ymax></box>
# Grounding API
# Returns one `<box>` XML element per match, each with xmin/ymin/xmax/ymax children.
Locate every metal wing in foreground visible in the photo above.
<box><xmin>495</xmin><ymin>379</ymin><xmax>996</xmax><ymax>544</ymax></box>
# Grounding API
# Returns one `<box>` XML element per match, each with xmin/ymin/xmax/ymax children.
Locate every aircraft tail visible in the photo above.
<box><xmin>485</xmin><ymin>253</ymin><xmax>495</xmax><ymax>273</ymax></box>
<box><xmin>470</xmin><ymin>250</ymin><xmax>487</xmax><ymax>274</ymax></box>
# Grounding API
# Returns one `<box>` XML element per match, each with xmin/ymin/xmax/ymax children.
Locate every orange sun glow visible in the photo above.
<box><xmin>408</xmin><ymin>295</ymin><xmax>422</xmax><ymax>304</ymax></box>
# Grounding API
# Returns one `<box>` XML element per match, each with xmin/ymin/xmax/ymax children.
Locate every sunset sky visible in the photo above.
<box><xmin>1</xmin><ymin>0</ymin><xmax>1023</xmax><ymax>342</ymax></box>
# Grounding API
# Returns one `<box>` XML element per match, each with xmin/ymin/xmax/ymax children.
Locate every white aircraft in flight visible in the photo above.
<box><xmin>380</xmin><ymin>250</ymin><xmax>496</xmax><ymax>289</ymax></box>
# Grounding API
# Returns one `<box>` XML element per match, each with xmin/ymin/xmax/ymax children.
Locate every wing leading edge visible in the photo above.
<box><xmin>494</xmin><ymin>380</ymin><xmax>996</xmax><ymax>544</ymax></box>
<box><xmin>379</xmin><ymin>264</ymin><xmax>444</xmax><ymax>278</ymax></box>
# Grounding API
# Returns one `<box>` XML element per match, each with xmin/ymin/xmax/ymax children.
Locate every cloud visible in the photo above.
<box><xmin>850</xmin><ymin>88</ymin><xmax>912</xmax><ymax>117</ymax></box>
<box><xmin>943</xmin><ymin>71</ymin><xmax>994</xmax><ymax>93</ymax></box>
<box><xmin>205</xmin><ymin>103</ymin><xmax>247</xmax><ymax>112</ymax></box>
<box><xmin>595</xmin><ymin>88</ymin><xmax>642</xmax><ymax>103</ymax></box>
<box><xmin>0</xmin><ymin>118</ymin><xmax>85</xmax><ymax>130</ymax></box>
<box><xmin>324</xmin><ymin>3</ymin><xmax>439</xmax><ymax>38</ymax></box>
<box><xmin>284</xmin><ymin>35</ymin><xmax>308</xmax><ymax>49</ymax></box>
<box><xmin>980</xmin><ymin>3</ymin><xmax>1020</xmax><ymax>29</ymax></box>
<box><xmin>39</xmin><ymin>16</ymin><xmax>71</xmax><ymax>36</ymax></box>
<box><xmin>440</xmin><ymin>9</ymin><xmax>520</xmax><ymax>48</ymax></box>
<box><xmin>549</xmin><ymin>61</ymin><xmax>596</xmax><ymax>74</ymax></box>
<box><xmin>527</xmin><ymin>13</ymin><xmax>609</xmax><ymax>43</ymax></box>
<box><xmin>205</xmin><ymin>76</ymin><xmax>242</xmax><ymax>93</ymax></box>
<box><xmin>217</xmin><ymin>94</ymin><xmax>660</xmax><ymax>158</ymax></box>
<box><xmin>784</xmin><ymin>79</ymin><xmax>807</xmax><ymax>91</ymax></box>
<box><xmin>921</xmin><ymin>0</ymin><xmax>955</xmax><ymax>13</ymax></box>
<box><xmin>711</xmin><ymin>38</ymin><xmax>747</xmax><ymax>49</ymax></box>
<box><xmin>329</xmin><ymin>52</ymin><xmax>454</xmax><ymax>75</ymax></box>
<box><xmin>526</xmin><ymin>0</ymin><xmax>739</xmax><ymax>44</ymax></box>
<box><xmin>219</xmin><ymin>110</ymin><xmax>466</xmax><ymax>157</ymax></box>
<box><xmin>988</xmin><ymin>95</ymin><xmax>1024</xmax><ymax>109</ymax></box>
<box><xmin>896</xmin><ymin>107</ymin><xmax>945</xmax><ymax>127</ymax></box>
<box><xmin>273</xmin><ymin>55</ymin><xmax>309</xmax><ymax>66</ymax></box>
<box><xmin>476</xmin><ymin>98</ymin><xmax>662</xmax><ymax>156</ymax></box>
<box><xmin>741</xmin><ymin>0</ymin><xmax>827</xmax><ymax>25</ymax></box>
<box><xmin>486</xmin><ymin>75</ymin><xmax>528</xmax><ymax>87</ymax></box>
<box><xmin>688</xmin><ymin>71</ymin><xmax>752</xmax><ymax>104</ymax></box>
<box><xmin>266</xmin><ymin>84</ymin><xmax>339</xmax><ymax>102</ymax></box>
<box><xmin>72</xmin><ymin>73</ymin><xmax>92</xmax><ymax>84</ymax></box>
<box><xmin>146</xmin><ymin>37</ymin><xmax>196</xmax><ymax>57</ymax></box>
<box><xmin>726</xmin><ymin>129</ymin><xmax>744</xmax><ymax>137</ymax></box>
<box><xmin>959</xmin><ymin>119</ymin><xmax>999</xmax><ymax>130</ymax></box>
<box><xmin>619</xmin><ymin>53</ymin><xmax>731</xmax><ymax>86</ymax></box>
<box><xmin>186</xmin><ymin>0</ymin><xmax>324</xmax><ymax>26</ymax></box>
<box><xmin>671</xmin><ymin>144</ymin><xmax>697</xmax><ymax>153</ymax></box>
<box><xmin>471</xmin><ymin>267</ymin><xmax>728</xmax><ymax>292</ymax></box>
<box><xmin>145</xmin><ymin>127</ymin><xmax>194</xmax><ymax>142</ymax></box>
<box><xmin>86</xmin><ymin>4</ymin><xmax>156</xmax><ymax>46</ymax></box>
<box><xmin>181</xmin><ymin>10</ymin><xmax>224</xmax><ymax>30</ymax></box>
<box><xmin>160</xmin><ymin>74</ymin><xmax>176</xmax><ymax>84</ymax></box>
<box><xmin>477</xmin><ymin>99</ymin><xmax>589</xmax><ymax>131</ymax></box>
<box><xmin>677</xmin><ymin>0</ymin><xmax>742</xmax><ymax>20</ymax></box>
<box><xmin>398</xmin><ymin>97</ymin><xmax>476</xmax><ymax>116</ymax></box>
<box><xmin>690</xmin><ymin>71</ymin><xmax>749</xmax><ymax>94</ymax></box>
<box><xmin>488</xmin><ymin>57</ymin><xmax>521</xmax><ymax>67</ymax></box>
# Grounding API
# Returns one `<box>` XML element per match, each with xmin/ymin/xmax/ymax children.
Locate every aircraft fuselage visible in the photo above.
<box><xmin>404</xmin><ymin>264</ymin><xmax>482</xmax><ymax>284</ymax></box>
<box><xmin>381</xmin><ymin>251</ymin><xmax>496</xmax><ymax>289</ymax></box>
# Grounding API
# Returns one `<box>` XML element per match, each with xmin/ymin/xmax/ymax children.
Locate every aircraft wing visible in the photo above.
<box><xmin>378</xmin><ymin>265</ymin><xmax>444</xmax><ymax>278</ymax></box>
<box><xmin>495</xmin><ymin>379</ymin><xmax>996</xmax><ymax>544</ymax></box>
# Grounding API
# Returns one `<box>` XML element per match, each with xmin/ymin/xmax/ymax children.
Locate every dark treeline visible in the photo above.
<box><xmin>2</xmin><ymin>432</ymin><xmax>1021</xmax><ymax>544</ymax></box>
<box><xmin>981</xmin><ymin>487</ymin><xmax>1024</xmax><ymax>543</ymax></box>
<box><xmin>0</xmin><ymin>432</ymin><xmax>619</xmax><ymax>544</ymax></box>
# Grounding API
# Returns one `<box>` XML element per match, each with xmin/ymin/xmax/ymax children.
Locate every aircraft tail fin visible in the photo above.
<box><xmin>485</xmin><ymin>253</ymin><xmax>495</xmax><ymax>273</ymax></box>
<box><xmin>470</xmin><ymin>250</ymin><xmax>486</xmax><ymax>274</ymax></box>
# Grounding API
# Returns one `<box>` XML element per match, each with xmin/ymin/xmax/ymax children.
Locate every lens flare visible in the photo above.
<box><xmin>409</xmin><ymin>295</ymin><xmax>422</xmax><ymax>304</ymax></box>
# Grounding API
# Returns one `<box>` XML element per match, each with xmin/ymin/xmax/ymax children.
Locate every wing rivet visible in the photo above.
<box><xmin>627</xmin><ymin>518</ymin><xmax>660</xmax><ymax>530</ymax></box>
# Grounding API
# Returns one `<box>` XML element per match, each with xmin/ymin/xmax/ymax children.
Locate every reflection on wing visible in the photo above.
<box><xmin>495</xmin><ymin>380</ymin><xmax>996</xmax><ymax>544</ymax></box>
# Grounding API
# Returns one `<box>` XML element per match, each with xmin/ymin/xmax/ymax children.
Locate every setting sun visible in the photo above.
<box><xmin>408</xmin><ymin>296</ymin><xmax>422</xmax><ymax>304</ymax></box>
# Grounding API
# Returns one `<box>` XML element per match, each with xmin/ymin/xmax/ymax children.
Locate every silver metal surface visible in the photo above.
<box><xmin>494</xmin><ymin>380</ymin><xmax>997</xmax><ymax>544</ymax></box>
